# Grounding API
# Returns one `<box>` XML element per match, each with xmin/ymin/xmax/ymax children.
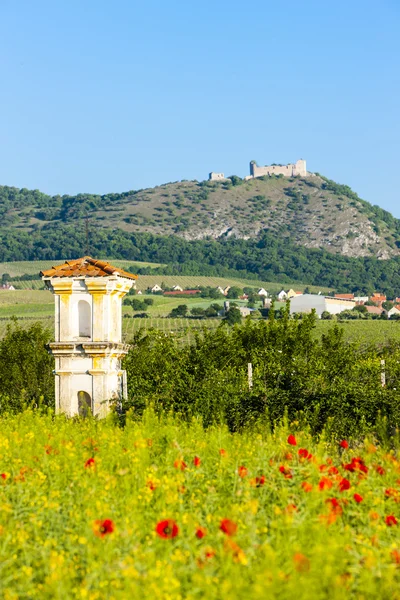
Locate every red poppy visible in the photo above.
<box><xmin>193</xmin><ymin>456</ymin><xmax>201</xmax><ymax>467</ymax></box>
<box><xmin>343</xmin><ymin>457</ymin><xmax>368</xmax><ymax>474</ymax></box>
<box><xmin>146</xmin><ymin>480</ymin><xmax>157</xmax><ymax>491</ymax></box>
<box><xmin>173</xmin><ymin>458</ymin><xmax>187</xmax><ymax>471</ymax></box>
<box><xmin>391</xmin><ymin>550</ymin><xmax>400</xmax><ymax>564</ymax></box>
<box><xmin>318</xmin><ymin>476</ymin><xmax>333</xmax><ymax>491</ymax></box>
<box><xmin>279</xmin><ymin>465</ymin><xmax>293</xmax><ymax>479</ymax></box>
<box><xmin>293</xmin><ymin>553</ymin><xmax>310</xmax><ymax>572</ymax></box>
<box><xmin>254</xmin><ymin>475</ymin><xmax>266</xmax><ymax>487</ymax></box>
<box><xmin>220</xmin><ymin>519</ymin><xmax>238</xmax><ymax>536</ymax></box>
<box><xmin>340</xmin><ymin>440</ymin><xmax>349</xmax><ymax>449</ymax></box>
<box><xmin>326</xmin><ymin>497</ymin><xmax>343</xmax><ymax>515</ymax></box>
<box><xmin>219</xmin><ymin>449</ymin><xmax>226</xmax><ymax>456</ymax></box>
<box><xmin>328</xmin><ymin>466</ymin><xmax>339</xmax><ymax>475</ymax></box>
<box><xmin>196</xmin><ymin>527</ymin><xmax>207</xmax><ymax>539</ymax></box>
<box><xmin>385</xmin><ymin>515</ymin><xmax>398</xmax><ymax>527</ymax></box>
<box><xmin>284</xmin><ymin>452</ymin><xmax>293</xmax><ymax>460</ymax></box>
<box><xmin>339</xmin><ymin>478</ymin><xmax>351</xmax><ymax>492</ymax></box>
<box><xmin>238</xmin><ymin>465</ymin><xmax>248</xmax><ymax>478</ymax></box>
<box><xmin>197</xmin><ymin>548</ymin><xmax>216</xmax><ymax>567</ymax></box>
<box><xmin>326</xmin><ymin>497</ymin><xmax>340</xmax><ymax>509</ymax></box>
<box><xmin>286</xmin><ymin>503</ymin><xmax>297</xmax><ymax>513</ymax></box>
<box><xmin>298</xmin><ymin>448</ymin><xmax>311</xmax><ymax>459</ymax></box>
<box><xmin>0</xmin><ymin>473</ymin><xmax>6</xmax><ymax>480</ymax></box>
<box><xmin>353</xmin><ymin>493</ymin><xmax>363</xmax><ymax>503</ymax></box>
<box><xmin>84</xmin><ymin>457</ymin><xmax>95</xmax><ymax>468</ymax></box>
<box><xmin>385</xmin><ymin>488</ymin><xmax>399</xmax><ymax>500</ymax></box>
<box><xmin>156</xmin><ymin>519</ymin><xmax>179</xmax><ymax>539</ymax></box>
<box><xmin>287</xmin><ymin>434</ymin><xmax>297</xmax><ymax>446</ymax></box>
<box><xmin>93</xmin><ymin>519</ymin><xmax>115</xmax><ymax>538</ymax></box>
<box><xmin>375</xmin><ymin>466</ymin><xmax>385</xmax><ymax>476</ymax></box>
<box><xmin>301</xmin><ymin>481</ymin><xmax>313</xmax><ymax>492</ymax></box>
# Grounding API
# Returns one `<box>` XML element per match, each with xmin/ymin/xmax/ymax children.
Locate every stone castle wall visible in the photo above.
<box><xmin>249</xmin><ymin>159</ymin><xmax>307</xmax><ymax>178</ymax></box>
<box><xmin>209</xmin><ymin>172</ymin><xmax>227</xmax><ymax>181</ymax></box>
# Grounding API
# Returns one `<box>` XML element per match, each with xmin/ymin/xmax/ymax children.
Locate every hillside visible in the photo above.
<box><xmin>1</xmin><ymin>173</ymin><xmax>400</xmax><ymax>259</ymax></box>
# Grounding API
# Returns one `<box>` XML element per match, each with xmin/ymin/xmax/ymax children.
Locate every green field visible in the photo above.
<box><xmin>0</xmin><ymin>260</ymin><xmax>330</xmax><ymax>296</ymax></box>
<box><xmin>2</xmin><ymin>286</ymin><xmax>400</xmax><ymax>347</ymax></box>
<box><xmin>0</xmin><ymin>411</ymin><xmax>399</xmax><ymax>598</ymax></box>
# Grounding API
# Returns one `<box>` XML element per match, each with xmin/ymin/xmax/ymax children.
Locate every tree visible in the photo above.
<box><xmin>0</xmin><ymin>320</ymin><xmax>54</xmax><ymax>411</ymax></box>
<box><xmin>228</xmin><ymin>175</ymin><xmax>243</xmax><ymax>186</ymax></box>
<box><xmin>226</xmin><ymin>287</ymin><xmax>242</xmax><ymax>299</ymax></box>
<box><xmin>321</xmin><ymin>311</ymin><xmax>333</xmax><ymax>320</ymax></box>
<box><xmin>353</xmin><ymin>305</ymin><xmax>367</xmax><ymax>314</ymax></box>
<box><xmin>224</xmin><ymin>307</ymin><xmax>242</xmax><ymax>326</ymax></box>
<box><xmin>191</xmin><ymin>307</ymin><xmax>205</xmax><ymax>317</ymax></box>
<box><xmin>382</xmin><ymin>301</ymin><xmax>394</xmax><ymax>311</ymax></box>
<box><xmin>143</xmin><ymin>298</ymin><xmax>154</xmax><ymax>306</ymax></box>
<box><xmin>132</xmin><ymin>299</ymin><xmax>147</xmax><ymax>311</ymax></box>
<box><xmin>170</xmin><ymin>304</ymin><xmax>188</xmax><ymax>317</ymax></box>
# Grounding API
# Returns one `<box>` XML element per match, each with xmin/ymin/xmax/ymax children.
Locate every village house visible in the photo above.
<box><xmin>370</xmin><ymin>293</ymin><xmax>386</xmax><ymax>306</ymax></box>
<box><xmin>277</xmin><ymin>290</ymin><xmax>287</xmax><ymax>301</ymax></box>
<box><xmin>150</xmin><ymin>284</ymin><xmax>163</xmax><ymax>293</ymax></box>
<box><xmin>257</xmin><ymin>288</ymin><xmax>268</xmax><ymax>297</ymax></box>
<box><xmin>172</xmin><ymin>285</ymin><xmax>183</xmax><ymax>292</ymax></box>
<box><xmin>0</xmin><ymin>283</ymin><xmax>15</xmax><ymax>290</ymax></box>
<box><xmin>216</xmin><ymin>286</ymin><xmax>231</xmax><ymax>296</ymax></box>
<box><xmin>287</xmin><ymin>289</ymin><xmax>303</xmax><ymax>299</ymax></box>
<box><xmin>365</xmin><ymin>305</ymin><xmax>384</xmax><ymax>316</ymax></box>
<box><xmin>239</xmin><ymin>306</ymin><xmax>255</xmax><ymax>317</ymax></box>
<box><xmin>387</xmin><ymin>306</ymin><xmax>400</xmax><ymax>318</ymax></box>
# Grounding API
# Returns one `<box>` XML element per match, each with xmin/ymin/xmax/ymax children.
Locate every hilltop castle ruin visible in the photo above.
<box><xmin>209</xmin><ymin>159</ymin><xmax>307</xmax><ymax>181</ymax></box>
<box><xmin>247</xmin><ymin>159</ymin><xmax>307</xmax><ymax>179</ymax></box>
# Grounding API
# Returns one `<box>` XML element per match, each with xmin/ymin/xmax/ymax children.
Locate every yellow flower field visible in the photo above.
<box><xmin>0</xmin><ymin>410</ymin><xmax>399</xmax><ymax>599</ymax></box>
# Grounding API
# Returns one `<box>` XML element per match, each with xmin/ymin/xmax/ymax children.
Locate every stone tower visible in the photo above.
<box><xmin>41</xmin><ymin>257</ymin><xmax>137</xmax><ymax>417</ymax></box>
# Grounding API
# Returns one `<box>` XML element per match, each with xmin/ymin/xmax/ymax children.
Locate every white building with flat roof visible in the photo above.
<box><xmin>290</xmin><ymin>294</ymin><xmax>356</xmax><ymax>317</ymax></box>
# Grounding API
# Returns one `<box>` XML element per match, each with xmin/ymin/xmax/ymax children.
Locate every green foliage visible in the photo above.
<box><xmin>4</xmin><ymin>223</ymin><xmax>400</xmax><ymax>297</ymax></box>
<box><xmin>0</xmin><ymin>320</ymin><xmax>54</xmax><ymax>412</ymax></box>
<box><xmin>169</xmin><ymin>304</ymin><xmax>188</xmax><ymax>317</ymax></box>
<box><xmin>224</xmin><ymin>307</ymin><xmax>242</xmax><ymax>326</ymax></box>
<box><xmin>226</xmin><ymin>286</ymin><xmax>242</xmax><ymax>299</ymax></box>
<box><xmin>122</xmin><ymin>310</ymin><xmax>400</xmax><ymax>439</ymax></box>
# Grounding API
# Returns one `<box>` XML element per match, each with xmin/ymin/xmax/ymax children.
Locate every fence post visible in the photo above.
<box><xmin>381</xmin><ymin>359</ymin><xmax>386</xmax><ymax>388</ymax></box>
<box><xmin>248</xmin><ymin>363</ymin><xmax>253</xmax><ymax>389</ymax></box>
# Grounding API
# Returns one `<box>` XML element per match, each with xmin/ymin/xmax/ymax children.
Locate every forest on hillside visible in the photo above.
<box><xmin>2</xmin><ymin>225</ymin><xmax>400</xmax><ymax>295</ymax></box>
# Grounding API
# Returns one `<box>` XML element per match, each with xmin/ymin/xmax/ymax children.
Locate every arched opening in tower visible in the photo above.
<box><xmin>78</xmin><ymin>300</ymin><xmax>91</xmax><ymax>338</ymax></box>
<box><xmin>77</xmin><ymin>391</ymin><xmax>92</xmax><ymax>416</ymax></box>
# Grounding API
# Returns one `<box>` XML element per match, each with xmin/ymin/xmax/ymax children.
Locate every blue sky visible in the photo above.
<box><xmin>0</xmin><ymin>0</ymin><xmax>399</xmax><ymax>213</ymax></box>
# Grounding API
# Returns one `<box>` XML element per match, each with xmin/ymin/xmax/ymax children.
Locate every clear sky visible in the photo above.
<box><xmin>0</xmin><ymin>0</ymin><xmax>399</xmax><ymax>213</ymax></box>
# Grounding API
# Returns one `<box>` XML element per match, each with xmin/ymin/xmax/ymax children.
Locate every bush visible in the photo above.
<box><xmin>0</xmin><ymin>320</ymin><xmax>54</xmax><ymax>412</ymax></box>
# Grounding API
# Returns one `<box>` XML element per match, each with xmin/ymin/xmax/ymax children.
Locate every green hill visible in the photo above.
<box><xmin>3</xmin><ymin>174</ymin><xmax>400</xmax><ymax>296</ymax></box>
<box><xmin>1</xmin><ymin>173</ymin><xmax>400</xmax><ymax>259</ymax></box>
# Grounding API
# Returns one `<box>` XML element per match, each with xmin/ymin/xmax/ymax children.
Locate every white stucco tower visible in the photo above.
<box><xmin>41</xmin><ymin>257</ymin><xmax>137</xmax><ymax>417</ymax></box>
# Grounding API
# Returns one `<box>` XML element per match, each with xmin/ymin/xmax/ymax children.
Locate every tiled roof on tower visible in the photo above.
<box><xmin>40</xmin><ymin>256</ymin><xmax>138</xmax><ymax>280</ymax></box>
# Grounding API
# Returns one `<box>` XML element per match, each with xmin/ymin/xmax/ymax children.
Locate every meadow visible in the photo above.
<box><xmin>0</xmin><ymin>409</ymin><xmax>399</xmax><ymax>599</ymax></box>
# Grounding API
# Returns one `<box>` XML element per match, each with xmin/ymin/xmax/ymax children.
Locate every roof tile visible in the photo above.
<box><xmin>40</xmin><ymin>257</ymin><xmax>138</xmax><ymax>280</ymax></box>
